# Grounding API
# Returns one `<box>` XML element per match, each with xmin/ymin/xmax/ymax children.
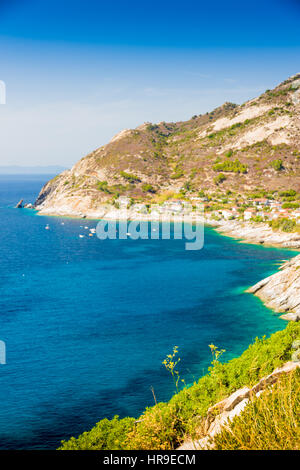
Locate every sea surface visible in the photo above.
<box><xmin>0</xmin><ymin>174</ymin><xmax>298</xmax><ymax>449</ymax></box>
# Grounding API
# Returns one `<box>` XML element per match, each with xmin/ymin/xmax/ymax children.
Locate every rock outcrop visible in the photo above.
<box><xmin>178</xmin><ymin>361</ymin><xmax>300</xmax><ymax>450</ymax></box>
<box><xmin>15</xmin><ymin>199</ymin><xmax>23</xmax><ymax>208</ymax></box>
<box><xmin>247</xmin><ymin>255</ymin><xmax>300</xmax><ymax>321</ymax></box>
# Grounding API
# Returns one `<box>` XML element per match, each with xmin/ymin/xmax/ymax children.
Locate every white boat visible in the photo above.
<box><xmin>45</xmin><ymin>225</ymin><xmax>50</xmax><ymax>230</ymax></box>
<box><xmin>79</xmin><ymin>234</ymin><xmax>84</xmax><ymax>238</ymax></box>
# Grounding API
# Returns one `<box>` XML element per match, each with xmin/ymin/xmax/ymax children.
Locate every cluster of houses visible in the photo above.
<box><xmin>116</xmin><ymin>196</ymin><xmax>202</xmax><ymax>216</ymax></box>
<box><xmin>214</xmin><ymin>198</ymin><xmax>300</xmax><ymax>223</ymax></box>
<box><xmin>115</xmin><ymin>196</ymin><xmax>300</xmax><ymax>224</ymax></box>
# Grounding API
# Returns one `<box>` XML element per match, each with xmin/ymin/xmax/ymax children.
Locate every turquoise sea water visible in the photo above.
<box><xmin>0</xmin><ymin>175</ymin><xmax>298</xmax><ymax>449</ymax></box>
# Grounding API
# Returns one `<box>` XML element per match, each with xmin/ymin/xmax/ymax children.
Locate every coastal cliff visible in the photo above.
<box><xmin>248</xmin><ymin>254</ymin><xmax>300</xmax><ymax>321</ymax></box>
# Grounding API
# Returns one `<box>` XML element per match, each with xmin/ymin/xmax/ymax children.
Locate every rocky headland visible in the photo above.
<box><xmin>208</xmin><ymin>218</ymin><xmax>300</xmax><ymax>249</ymax></box>
<box><xmin>247</xmin><ymin>255</ymin><xmax>300</xmax><ymax>321</ymax></box>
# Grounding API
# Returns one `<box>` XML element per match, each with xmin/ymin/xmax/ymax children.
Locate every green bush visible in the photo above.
<box><xmin>214</xmin><ymin>173</ymin><xmax>226</xmax><ymax>184</ymax></box>
<box><xmin>142</xmin><ymin>184</ymin><xmax>156</xmax><ymax>193</ymax></box>
<box><xmin>60</xmin><ymin>416</ymin><xmax>135</xmax><ymax>450</ymax></box>
<box><xmin>270</xmin><ymin>159</ymin><xmax>283</xmax><ymax>171</ymax></box>
<box><xmin>251</xmin><ymin>216</ymin><xmax>264</xmax><ymax>223</ymax></box>
<box><xmin>279</xmin><ymin>189</ymin><xmax>296</xmax><ymax>198</ymax></box>
<box><xmin>97</xmin><ymin>181</ymin><xmax>111</xmax><ymax>193</ymax></box>
<box><xmin>282</xmin><ymin>202</ymin><xmax>300</xmax><ymax>209</ymax></box>
<box><xmin>269</xmin><ymin>218</ymin><xmax>297</xmax><ymax>232</ymax></box>
<box><xmin>213</xmin><ymin>159</ymin><xmax>247</xmax><ymax>174</ymax></box>
<box><xmin>170</xmin><ymin>168</ymin><xmax>184</xmax><ymax>179</ymax></box>
<box><xmin>120</xmin><ymin>171</ymin><xmax>141</xmax><ymax>183</ymax></box>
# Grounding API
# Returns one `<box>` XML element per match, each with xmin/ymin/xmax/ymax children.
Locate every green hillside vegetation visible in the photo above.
<box><xmin>59</xmin><ymin>322</ymin><xmax>300</xmax><ymax>450</ymax></box>
<box><xmin>213</xmin><ymin>159</ymin><xmax>248</xmax><ymax>174</ymax></box>
<box><xmin>268</xmin><ymin>218</ymin><xmax>298</xmax><ymax>232</ymax></box>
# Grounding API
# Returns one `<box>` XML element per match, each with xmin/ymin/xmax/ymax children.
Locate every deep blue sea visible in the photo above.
<box><xmin>0</xmin><ymin>174</ymin><xmax>297</xmax><ymax>449</ymax></box>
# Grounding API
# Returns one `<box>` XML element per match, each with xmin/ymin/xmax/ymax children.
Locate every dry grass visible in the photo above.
<box><xmin>213</xmin><ymin>369</ymin><xmax>300</xmax><ymax>450</ymax></box>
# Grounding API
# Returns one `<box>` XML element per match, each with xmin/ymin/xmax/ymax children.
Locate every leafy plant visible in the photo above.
<box><xmin>270</xmin><ymin>159</ymin><xmax>283</xmax><ymax>171</ymax></box>
<box><xmin>213</xmin><ymin>159</ymin><xmax>247</xmax><ymax>174</ymax></box>
<box><xmin>120</xmin><ymin>171</ymin><xmax>141</xmax><ymax>183</ymax></box>
<box><xmin>142</xmin><ymin>184</ymin><xmax>156</xmax><ymax>193</ymax></box>
<box><xmin>214</xmin><ymin>173</ymin><xmax>226</xmax><ymax>185</ymax></box>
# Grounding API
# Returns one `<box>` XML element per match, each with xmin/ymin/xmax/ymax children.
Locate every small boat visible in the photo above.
<box><xmin>79</xmin><ymin>234</ymin><xmax>84</xmax><ymax>238</ymax></box>
<box><xmin>84</xmin><ymin>226</ymin><xmax>89</xmax><ymax>229</ymax></box>
<box><xmin>45</xmin><ymin>225</ymin><xmax>50</xmax><ymax>230</ymax></box>
<box><xmin>89</xmin><ymin>233</ymin><xmax>93</xmax><ymax>237</ymax></box>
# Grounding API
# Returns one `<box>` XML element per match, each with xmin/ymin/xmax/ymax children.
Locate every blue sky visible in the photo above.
<box><xmin>0</xmin><ymin>0</ymin><xmax>299</xmax><ymax>166</ymax></box>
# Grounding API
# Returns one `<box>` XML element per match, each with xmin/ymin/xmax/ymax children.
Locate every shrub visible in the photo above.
<box><xmin>213</xmin><ymin>159</ymin><xmax>247</xmax><ymax>174</ymax></box>
<box><xmin>59</xmin><ymin>416</ymin><xmax>135</xmax><ymax>450</ymax></box>
<box><xmin>269</xmin><ymin>218</ymin><xmax>297</xmax><ymax>232</ymax></box>
<box><xmin>214</xmin><ymin>173</ymin><xmax>226</xmax><ymax>185</ymax></box>
<box><xmin>146</xmin><ymin>124</ymin><xmax>159</xmax><ymax>132</ymax></box>
<box><xmin>170</xmin><ymin>168</ymin><xmax>184</xmax><ymax>179</ymax></box>
<box><xmin>251</xmin><ymin>216</ymin><xmax>264</xmax><ymax>223</ymax></box>
<box><xmin>279</xmin><ymin>189</ymin><xmax>297</xmax><ymax>197</ymax></box>
<box><xmin>120</xmin><ymin>171</ymin><xmax>141</xmax><ymax>183</ymax></box>
<box><xmin>126</xmin><ymin>403</ymin><xmax>184</xmax><ymax>450</ymax></box>
<box><xmin>282</xmin><ymin>202</ymin><xmax>300</xmax><ymax>209</ymax></box>
<box><xmin>97</xmin><ymin>181</ymin><xmax>111</xmax><ymax>193</ymax></box>
<box><xmin>270</xmin><ymin>159</ymin><xmax>283</xmax><ymax>171</ymax></box>
<box><xmin>142</xmin><ymin>184</ymin><xmax>156</xmax><ymax>193</ymax></box>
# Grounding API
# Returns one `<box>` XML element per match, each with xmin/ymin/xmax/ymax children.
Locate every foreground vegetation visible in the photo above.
<box><xmin>214</xmin><ymin>368</ymin><xmax>299</xmax><ymax>450</ymax></box>
<box><xmin>59</xmin><ymin>322</ymin><xmax>300</xmax><ymax>450</ymax></box>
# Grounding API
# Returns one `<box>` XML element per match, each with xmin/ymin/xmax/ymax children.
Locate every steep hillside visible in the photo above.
<box><xmin>35</xmin><ymin>74</ymin><xmax>300</xmax><ymax>217</ymax></box>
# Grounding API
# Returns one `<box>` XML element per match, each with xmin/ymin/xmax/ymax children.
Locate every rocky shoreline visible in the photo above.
<box><xmin>207</xmin><ymin>218</ymin><xmax>300</xmax><ymax>249</ymax></box>
<box><xmin>35</xmin><ymin>203</ymin><xmax>300</xmax><ymax>249</ymax></box>
<box><xmin>247</xmin><ymin>255</ymin><xmax>300</xmax><ymax>322</ymax></box>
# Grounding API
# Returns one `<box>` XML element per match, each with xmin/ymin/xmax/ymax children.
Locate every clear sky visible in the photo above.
<box><xmin>0</xmin><ymin>0</ymin><xmax>299</xmax><ymax>167</ymax></box>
